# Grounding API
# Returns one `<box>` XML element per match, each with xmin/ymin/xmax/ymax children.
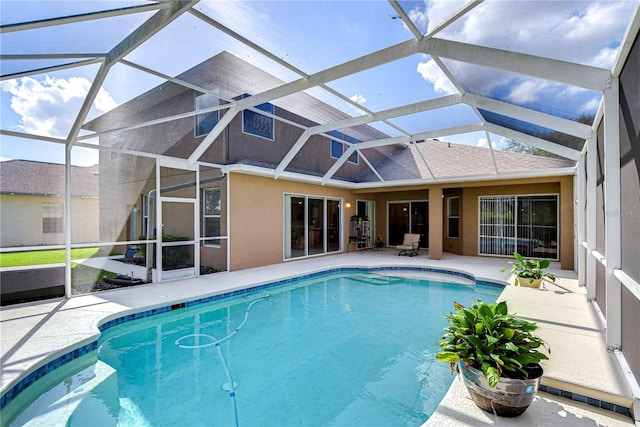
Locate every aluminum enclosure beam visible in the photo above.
<box><xmin>66</xmin><ymin>0</ymin><xmax>198</xmax><ymax>150</ymax></box>
<box><xmin>0</xmin><ymin>3</ymin><xmax>171</xmax><ymax>33</ymax></box>
<box><xmin>420</xmin><ymin>37</ymin><xmax>612</xmax><ymax>91</ymax></box>
<box><xmin>236</xmin><ymin>39</ymin><xmax>419</xmax><ymax>110</ymax></box>
<box><xmin>387</xmin><ymin>0</ymin><xmax>422</xmax><ymax>40</ymax></box>
<box><xmin>604</xmin><ymin>81</ymin><xmax>621</xmax><ymax>349</ymax></box>
<box><xmin>356</xmin><ymin>123</ymin><xmax>484</xmax><ymax>150</ymax></box>
<box><xmin>424</xmin><ymin>0</ymin><xmax>484</xmax><ymax>39</ymax></box>
<box><xmin>190</xmin><ymin>39</ymin><xmax>420</xmax><ymax>162</ymax></box>
<box><xmin>484</xmin><ymin>123</ymin><xmax>582</xmax><ymax>161</ymax></box>
<box><xmin>464</xmin><ymin>93</ymin><xmax>592</xmax><ymax>140</ymax></box>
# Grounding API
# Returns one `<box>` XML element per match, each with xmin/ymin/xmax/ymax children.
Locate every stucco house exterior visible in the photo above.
<box><xmin>83</xmin><ymin>51</ymin><xmax>576</xmax><ymax>278</ymax></box>
<box><xmin>0</xmin><ymin>160</ymin><xmax>99</xmax><ymax>247</ymax></box>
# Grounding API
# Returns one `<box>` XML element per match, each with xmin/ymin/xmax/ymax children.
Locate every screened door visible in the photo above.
<box><xmin>157</xmin><ymin>165</ymin><xmax>198</xmax><ymax>281</ymax></box>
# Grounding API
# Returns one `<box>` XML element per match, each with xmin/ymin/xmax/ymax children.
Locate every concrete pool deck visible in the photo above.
<box><xmin>1</xmin><ymin>251</ymin><xmax>635</xmax><ymax>425</ymax></box>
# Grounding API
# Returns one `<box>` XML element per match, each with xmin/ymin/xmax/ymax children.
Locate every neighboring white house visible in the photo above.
<box><xmin>0</xmin><ymin>160</ymin><xmax>99</xmax><ymax>247</ymax></box>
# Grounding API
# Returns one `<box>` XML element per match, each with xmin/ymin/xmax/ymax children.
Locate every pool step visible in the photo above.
<box><xmin>13</xmin><ymin>360</ymin><xmax>119</xmax><ymax>427</ymax></box>
<box><xmin>349</xmin><ymin>274</ymin><xmax>404</xmax><ymax>286</ymax></box>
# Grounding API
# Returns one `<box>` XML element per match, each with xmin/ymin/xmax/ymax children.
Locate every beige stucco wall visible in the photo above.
<box><xmin>228</xmin><ymin>173</ymin><xmax>354</xmax><ymax>271</ymax></box>
<box><xmin>1</xmin><ymin>195</ymin><xmax>99</xmax><ymax>247</ymax></box>
<box><xmin>354</xmin><ymin>176</ymin><xmax>574</xmax><ymax>270</ymax></box>
<box><xmin>228</xmin><ymin>173</ymin><xmax>574</xmax><ymax>272</ymax></box>
<box><xmin>459</xmin><ymin>176</ymin><xmax>573</xmax><ymax>270</ymax></box>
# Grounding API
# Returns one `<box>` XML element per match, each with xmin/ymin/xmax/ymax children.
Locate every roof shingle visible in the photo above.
<box><xmin>0</xmin><ymin>160</ymin><xmax>99</xmax><ymax>197</ymax></box>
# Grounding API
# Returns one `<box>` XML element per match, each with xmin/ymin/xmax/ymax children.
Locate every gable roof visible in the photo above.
<box><xmin>0</xmin><ymin>160</ymin><xmax>99</xmax><ymax>197</ymax></box>
<box><xmin>355</xmin><ymin>139</ymin><xmax>575</xmax><ymax>182</ymax></box>
<box><xmin>85</xmin><ymin>51</ymin><xmax>390</xmax><ymax>144</ymax></box>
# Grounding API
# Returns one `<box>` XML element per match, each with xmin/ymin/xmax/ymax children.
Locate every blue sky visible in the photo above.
<box><xmin>1</xmin><ymin>0</ymin><xmax>637</xmax><ymax>165</ymax></box>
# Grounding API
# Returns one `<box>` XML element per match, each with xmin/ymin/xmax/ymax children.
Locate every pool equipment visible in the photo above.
<box><xmin>175</xmin><ymin>294</ymin><xmax>274</xmax><ymax>427</ymax></box>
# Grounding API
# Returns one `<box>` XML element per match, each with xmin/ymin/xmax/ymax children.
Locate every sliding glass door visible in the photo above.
<box><xmin>388</xmin><ymin>201</ymin><xmax>428</xmax><ymax>247</ymax></box>
<box><xmin>479</xmin><ymin>194</ymin><xmax>558</xmax><ymax>259</ymax></box>
<box><xmin>285</xmin><ymin>195</ymin><xmax>341</xmax><ymax>259</ymax></box>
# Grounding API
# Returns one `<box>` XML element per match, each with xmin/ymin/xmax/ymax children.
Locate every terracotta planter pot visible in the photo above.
<box><xmin>516</xmin><ymin>277</ymin><xmax>543</xmax><ymax>288</ymax></box>
<box><xmin>460</xmin><ymin>363</ymin><xmax>543</xmax><ymax>417</ymax></box>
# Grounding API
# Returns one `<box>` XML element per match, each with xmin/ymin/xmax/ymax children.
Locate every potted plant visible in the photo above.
<box><xmin>374</xmin><ymin>235</ymin><xmax>384</xmax><ymax>250</ymax></box>
<box><xmin>436</xmin><ymin>299</ymin><xmax>549</xmax><ymax>417</ymax></box>
<box><xmin>502</xmin><ymin>251</ymin><xmax>557</xmax><ymax>288</ymax></box>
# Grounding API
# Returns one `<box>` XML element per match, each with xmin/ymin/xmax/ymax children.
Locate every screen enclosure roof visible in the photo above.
<box><xmin>1</xmin><ymin>0</ymin><xmax>639</xmax><ymax>188</ymax></box>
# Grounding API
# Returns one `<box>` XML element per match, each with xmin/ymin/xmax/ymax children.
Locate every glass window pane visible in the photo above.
<box><xmin>517</xmin><ymin>195</ymin><xmax>558</xmax><ymax>259</ymax></box>
<box><xmin>327</xmin><ymin>200</ymin><xmax>340</xmax><ymax>252</ymax></box>
<box><xmin>242</xmin><ymin>94</ymin><xmax>274</xmax><ymax>140</ymax></box>
<box><xmin>203</xmin><ymin>188</ymin><xmax>221</xmax><ymax>216</ymax></box>
<box><xmin>388</xmin><ymin>203</ymin><xmax>409</xmax><ymax>246</ymax></box>
<box><xmin>479</xmin><ymin>196</ymin><xmax>516</xmax><ymax>256</ymax></box>
<box><xmin>195</xmin><ymin>92</ymin><xmax>220</xmax><ymax>137</ymax></box>
<box><xmin>447</xmin><ymin>197</ymin><xmax>459</xmax><ymax>239</ymax></box>
<box><xmin>448</xmin><ymin>218</ymin><xmax>459</xmax><ymax>239</ymax></box>
<box><xmin>203</xmin><ymin>218</ymin><xmax>220</xmax><ymax>239</ymax></box>
<box><xmin>347</xmin><ymin>150</ymin><xmax>358</xmax><ymax>164</ymax></box>
<box><xmin>287</xmin><ymin>196</ymin><xmax>306</xmax><ymax>259</ymax></box>
<box><xmin>448</xmin><ymin>197</ymin><xmax>459</xmax><ymax>216</ymax></box>
<box><xmin>410</xmin><ymin>201</ymin><xmax>428</xmax><ymax>248</ymax></box>
<box><xmin>331</xmin><ymin>140</ymin><xmax>343</xmax><ymax>159</ymax></box>
<box><xmin>308</xmin><ymin>198</ymin><xmax>324</xmax><ymax>255</ymax></box>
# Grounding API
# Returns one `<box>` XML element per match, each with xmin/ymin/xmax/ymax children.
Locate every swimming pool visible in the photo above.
<box><xmin>4</xmin><ymin>268</ymin><xmax>502</xmax><ymax>426</ymax></box>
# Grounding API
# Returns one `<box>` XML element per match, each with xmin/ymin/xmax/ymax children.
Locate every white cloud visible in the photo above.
<box><xmin>419</xmin><ymin>0</ymin><xmax>635</xmax><ymax>112</ymax></box>
<box><xmin>350</xmin><ymin>94</ymin><xmax>367</xmax><ymax>105</ymax></box>
<box><xmin>505</xmin><ymin>80</ymin><xmax>550</xmax><ymax>105</ymax></box>
<box><xmin>416</xmin><ymin>58</ymin><xmax>458</xmax><ymax>94</ymax></box>
<box><xmin>580</xmin><ymin>97</ymin><xmax>601</xmax><ymax>114</ymax></box>
<box><xmin>476</xmin><ymin>137</ymin><xmax>497</xmax><ymax>149</ymax></box>
<box><xmin>563</xmin><ymin>3</ymin><xmax>630</xmax><ymax>45</ymax></box>
<box><xmin>0</xmin><ymin>156</ymin><xmax>12</xmax><ymax>162</ymax></box>
<box><xmin>1</xmin><ymin>76</ymin><xmax>117</xmax><ymax>139</ymax></box>
<box><xmin>591</xmin><ymin>46</ymin><xmax>619</xmax><ymax>68</ymax></box>
<box><xmin>407</xmin><ymin>5</ymin><xmax>428</xmax><ymax>34</ymax></box>
<box><xmin>433</xmin><ymin>1</ymin><xmax>632</xmax><ymax>67</ymax></box>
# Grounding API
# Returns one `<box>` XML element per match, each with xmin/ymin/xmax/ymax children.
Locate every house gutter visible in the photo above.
<box><xmin>222</xmin><ymin>163</ymin><xmax>577</xmax><ymax>190</ymax></box>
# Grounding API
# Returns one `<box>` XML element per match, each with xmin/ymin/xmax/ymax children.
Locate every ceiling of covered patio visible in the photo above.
<box><xmin>1</xmin><ymin>0</ymin><xmax>638</xmax><ymax>186</ymax></box>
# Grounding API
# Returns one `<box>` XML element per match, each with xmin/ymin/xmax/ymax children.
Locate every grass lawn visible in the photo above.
<box><xmin>0</xmin><ymin>247</ymin><xmax>107</xmax><ymax>268</ymax></box>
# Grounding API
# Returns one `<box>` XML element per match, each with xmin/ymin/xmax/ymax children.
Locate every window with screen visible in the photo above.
<box><xmin>242</xmin><ymin>93</ymin><xmax>274</xmax><ymax>140</ymax></box>
<box><xmin>195</xmin><ymin>92</ymin><xmax>219</xmax><ymax>137</ymax></box>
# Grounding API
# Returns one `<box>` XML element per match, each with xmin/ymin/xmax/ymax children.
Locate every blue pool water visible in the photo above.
<box><xmin>7</xmin><ymin>270</ymin><xmax>501</xmax><ymax>426</ymax></box>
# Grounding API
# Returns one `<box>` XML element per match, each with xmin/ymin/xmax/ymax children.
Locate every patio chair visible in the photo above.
<box><xmin>396</xmin><ymin>233</ymin><xmax>420</xmax><ymax>257</ymax></box>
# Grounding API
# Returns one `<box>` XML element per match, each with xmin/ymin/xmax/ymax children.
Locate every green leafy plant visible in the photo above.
<box><xmin>375</xmin><ymin>235</ymin><xmax>384</xmax><ymax>248</ymax></box>
<box><xmin>501</xmin><ymin>251</ymin><xmax>557</xmax><ymax>285</ymax></box>
<box><xmin>436</xmin><ymin>300</ymin><xmax>549</xmax><ymax>388</ymax></box>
